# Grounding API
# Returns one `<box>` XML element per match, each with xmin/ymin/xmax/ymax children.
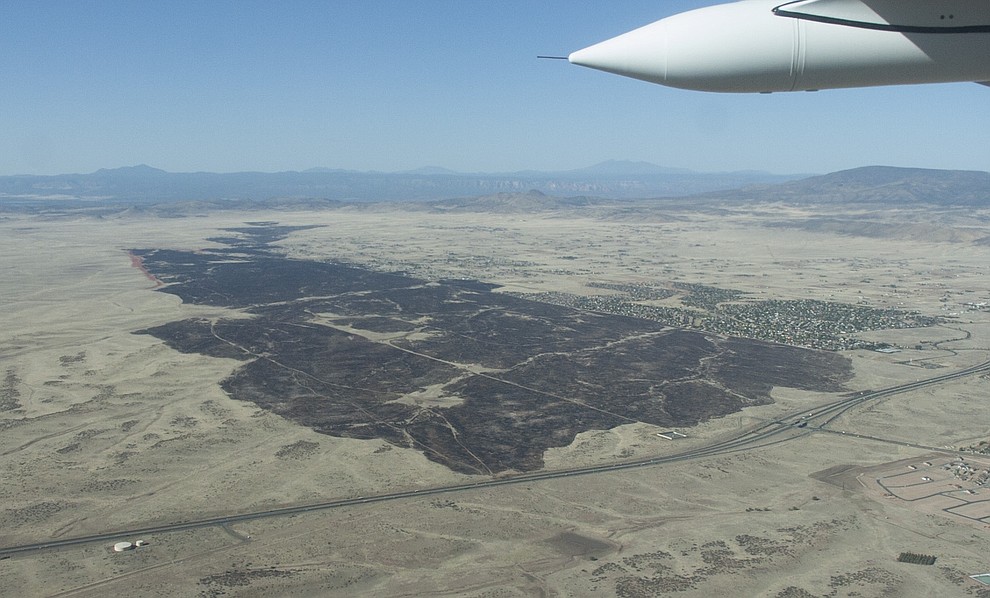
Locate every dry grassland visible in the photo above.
<box><xmin>1</xmin><ymin>202</ymin><xmax>989</xmax><ymax>597</ymax></box>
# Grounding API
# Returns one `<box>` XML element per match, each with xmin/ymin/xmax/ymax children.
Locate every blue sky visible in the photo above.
<box><xmin>2</xmin><ymin>1</ymin><xmax>988</xmax><ymax>176</ymax></box>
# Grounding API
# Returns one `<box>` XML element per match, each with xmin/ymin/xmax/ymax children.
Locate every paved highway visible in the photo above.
<box><xmin>3</xmin><ymin>358</ymin><xmax>988</xmax><ymax>558</ymax></box>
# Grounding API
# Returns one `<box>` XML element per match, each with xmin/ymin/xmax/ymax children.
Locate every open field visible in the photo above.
<box><xmin>2</xmin><ymin>199</ymin><xmax>990</xmax><ymax>597</ymax></box>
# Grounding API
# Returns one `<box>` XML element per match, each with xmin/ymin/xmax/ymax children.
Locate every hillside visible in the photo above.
<box><xmin>700</xmin><ymin>166</ymin><xmax>990</xmax><ymax>206</ymax></box>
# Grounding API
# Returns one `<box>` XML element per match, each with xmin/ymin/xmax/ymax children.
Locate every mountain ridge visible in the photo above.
<box><xmin>0</xmin><ymin>161</ymin><xmax>800</xmax><ymax>203</ymax></box>
<box><xmin>695</xmin><ymin>165</ymin><xmax>990</xmax><ymax>206</ymax></box>
<box><xmin>0</xmin><ymin>163</ymin><xmax>985</xmax><ymax>207</ymax></box>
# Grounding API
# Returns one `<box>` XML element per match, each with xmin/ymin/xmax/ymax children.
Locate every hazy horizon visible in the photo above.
<box><xmin>7</xmin><ymin>160</ymin><xmax>990</xmax><ymax>180</ymax></box>
<box><xmin>0</xmin><ymin>159</ymin><xmax>812</xmax><ymax>178</ymax></box>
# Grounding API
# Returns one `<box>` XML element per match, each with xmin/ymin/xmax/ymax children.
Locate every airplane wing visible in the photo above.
<box><xmin>568</xmin><ymin>0</ymin><xmax>990</xmax><ymax>92</ymax></box>
<box><xmin>772</xmin><ymin>0</ymin><xmax>990</xmax><ymax>33</ymax></box>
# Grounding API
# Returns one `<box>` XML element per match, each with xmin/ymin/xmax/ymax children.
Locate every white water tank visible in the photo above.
<box><xmin>112</xmin><ymin>541</ymin><xmax>134</xmax><ymax>552</ymax></box>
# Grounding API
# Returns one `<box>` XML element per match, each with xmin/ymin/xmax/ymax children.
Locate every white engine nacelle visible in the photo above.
<box><xmin>568</xmin><ymin>0</ymin><xmax>990</xmax><ymax>92</ymax></box>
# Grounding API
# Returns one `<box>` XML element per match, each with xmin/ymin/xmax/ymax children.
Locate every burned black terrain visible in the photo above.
<box><xmin>134</xmin><ymin>224</ymin><xmax>852</xmax><ymax>474</ymax></box>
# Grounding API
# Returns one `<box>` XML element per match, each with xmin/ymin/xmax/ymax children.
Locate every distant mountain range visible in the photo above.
<box><xmin>0</xmin><ymin>163</ymin><xmax>985</xmax><ymax>209</ymax></box>
<box><xmin>0</xmin><ymin>161</ymin><xmax>799</xmax><ymax>203</ymax></box>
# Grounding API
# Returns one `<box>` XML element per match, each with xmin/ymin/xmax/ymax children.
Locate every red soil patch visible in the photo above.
<box><xmin>128</xmin><ymin>251</ymin><xmax>163</xmax><ymax>288</ymax></box>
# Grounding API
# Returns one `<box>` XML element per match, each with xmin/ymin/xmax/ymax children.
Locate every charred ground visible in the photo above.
<box><xmin>134</xmin><ymin>224</ymin><xmax>852</xmax><ymax>474</ymax></box>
